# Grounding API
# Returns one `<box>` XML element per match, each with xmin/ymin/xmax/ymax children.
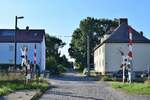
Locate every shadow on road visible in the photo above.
<box><xmin>44</xmin><ymin>90</ymin><xmax>103</xmax><ymax>100</ymax></box>
<box><xmin>49</xmin><ymin>73</ymin><xmax>98</xmax><ymax>82</ymax></box>
<box><xmin>0</xmin><ymin>96</ymin><xmax>4</xmax><ymax>100</ymax></box>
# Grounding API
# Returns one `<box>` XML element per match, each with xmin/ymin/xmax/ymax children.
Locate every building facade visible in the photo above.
<box><xmin>94</xmin><ymin>19</ymin><xmax>150</xmax><ymax>75</ymax></box>
<box><xmin>0</xmin><ymin>29</ymin><xmax>46</xmax><ymax>72</ymax></box>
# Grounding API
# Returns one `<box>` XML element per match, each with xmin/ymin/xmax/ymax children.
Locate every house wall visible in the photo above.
<box><xmin>0</xmin><ymin>43</ymin><xmax>44</xmax><ymax>71</ymax></box>
<box><xmin>105</xmin><ymin>43</ymin><xmax>127</xmax><ymax>73</ymax></box>
<box><xmin>94</xmin><ymin>43</ymin><xmax>150</xmax><ymax>74</ymax></box>
<box><xmin>16</xmin><ymin>43</ymin><xmax>41</xmax><ymax>67</ymax></box>
<box><xmin>0</xmin><ymin>43</ymin><xmax>14</xmax><ymax>64</ymax></box>
<box><xmin>40</xmin><ymin>36</ymin><xmax>46</xmax><ymax>71</ymax></box>
<box><xmin>105</xmin><ymin>43</ymin><xmax>150</xmax><ymax>73</ymax></box>
<box><xmin>94</xmin><ymin>44</ymin><xmax>106</xmax><ymax>74</ymax></box>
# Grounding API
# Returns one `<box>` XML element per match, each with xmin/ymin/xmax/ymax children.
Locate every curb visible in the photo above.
<box><xmin>31</xmin><ymin>86</ymin><xmax>50</xmax><ymax>100</ymax></box>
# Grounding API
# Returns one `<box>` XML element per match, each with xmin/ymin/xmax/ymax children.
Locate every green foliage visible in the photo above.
<box><xmin>46</xmin><ymin>56</ymin><xmax>57</xmax><ymax>69</ymax></box>
<box><xmin>45</xmin><ymin>34</ymin><xmax>72</xmax><ymax>75</ymax></box>
<box><xmin>144</xmin><ymin>80</ymin><xmax>150</xmax><ymax>85</ymax></box>
<box><xmin>46</xmin><ymin>34</ymin><xmax>65</xmax><ymax>56</ymax></box>
<box><xmin>0</xmin><ymin>80</ymin><xmax>49</xmax><ymax>96</ymax></box>
<box><xmin>97</xmin><ymin>75</ymin><xmax>121</xmax><ymax>81</ymax></box>
<box><xmin>58</xmin><ymin>55</ymin><xmax>73</xmax><ymax>68</ymax></box>
<box><xmin>57</xmin><ymin>64</ymin><xmax>66</xmax><ymax>73</ymax></box>
<box><xmin>0</xmin><ymin>86</ymin><xmax>12</xmax><ymax>95</ymax></box>
<box><xmin>69</xmin><ymin>17</ymin><xmax>118</xmax><ymax>70</ymax></box>
<box><xmin>46</xmin><ymin>55</ymin><xmax>69</xmax><ymax>75</ymax></box>
<box><xmin>111</xmin><ymin>82</ymin><xmax>150</xmax><ymax>94</ymax></box>
<box><xmin>69</xmin><ymin>28</ymin><xmax>86</xmax><ymax>70</ymax></box>
<box><xmin>100</xmin><ymin>75</ymin><xmax>113</xmax><ymax>81</ymax></box>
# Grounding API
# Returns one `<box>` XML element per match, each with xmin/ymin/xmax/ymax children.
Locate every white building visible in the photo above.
<box><xmin>94</xmin><ymin>18</ymin><xmax>150</xmax><ymax>75</ymax></box>
<box><xmin>0</xmin><ymin>28</ymin><xmax>46</xmax><ymax>72</ymax></box>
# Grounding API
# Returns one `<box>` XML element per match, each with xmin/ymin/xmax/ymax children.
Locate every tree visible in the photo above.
<box><xmin>58</xmin><ymin>55</ymin><xmax>72</xmax><ymax>68</ymax></box>
<box><xmin>68</xmin><ymin>28</ymin><xmax>87</xmax><ymax>70</ymax></box>
<box><xmin>69</xmin><ymin>17</ymin><xmax>118</xmax><ymax>70</ymax></box>
<box><xmin>45</xmin><ymin>34</ymin><xmax>72</xmax><ymax>74</ymax></box>
<box><xmin>46</xmin><ymin>34</ymin><xmax>65</xmax><ymax>57</ymax></box>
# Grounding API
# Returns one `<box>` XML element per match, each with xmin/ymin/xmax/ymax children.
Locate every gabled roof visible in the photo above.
<box><xmin>94</xmin><ymin>23</ymin><xmax>150</xmax><ymax>50</ymax></box>
<box><xmin>105</xmin><ymin>24</ymin><xmax>150</xmax><ymax>43</ymax></box>
<box><xmin>0</xmin><ymin>29</ymin><xmax>45</xmax><ymax>43</ymax></box>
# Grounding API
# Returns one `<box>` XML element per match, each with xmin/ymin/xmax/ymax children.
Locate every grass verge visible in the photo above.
<box><xmin>0</xmin><ymin>80</ymin><xmax>49</xmax><ymax>96</ymax></box>
<box><xmin>111</xmin><ymin>81</ymin><xmax>150</xmax><ymax>95</ymax></box>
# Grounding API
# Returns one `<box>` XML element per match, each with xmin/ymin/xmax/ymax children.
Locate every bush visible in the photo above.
<box><xmin>57</xmin><ymin>64</ymin><xmax>66</xmax><ymax>73</ymax></box>
<box><xmin>99</xmin><ymin>75</ymin><xmax>122</xmax><ymax>81</ymax></box>
<box><xmin>46</xmin><ymin>57</ymin><xmax>67</xmax><ymax>75</ymax></box>
<box><xmin>48</xmin><ymin>66</ymin><xmax>60</xmax><ymax>75</ymax></box>
<box><xmin>46</xmin><ymin>56</ymin><xmax>57</xmax><ymax>70</ymax></box>
<box><xmin>0</xmin><ymin>86</ymin><xmax>12</xmax><ymax>95</ymax></box>
<box><xmin>101</xmin><ymin>75</ymin><xmax>113</xmax><ymax>81</ymax></box>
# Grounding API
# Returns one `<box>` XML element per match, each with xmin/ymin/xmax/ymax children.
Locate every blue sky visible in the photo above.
<box><xmin>0</xmin><ymin>0</ymin><xmax>150</xmax><ymax>60</ymax></box>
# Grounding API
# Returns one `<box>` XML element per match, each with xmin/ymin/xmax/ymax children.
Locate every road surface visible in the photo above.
<box><xmin>40</xmin><ymin>71</ymin><xmax>150</xmax><ymax>100</ymax></box>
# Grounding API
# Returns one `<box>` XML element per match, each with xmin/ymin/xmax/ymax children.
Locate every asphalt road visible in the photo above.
<box><xmin>40</xmin><ymin>71</ymin><xmax>150</xmax><ymax>100</ymax></box>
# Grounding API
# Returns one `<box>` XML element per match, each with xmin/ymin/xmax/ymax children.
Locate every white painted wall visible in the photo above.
<box><xmin>0</xmin><ymin>43</ymin><xmax>14</xmax><ymax>64</ymax></box>
<box><xmin>0</xmin><ymin>42</ymin><xmax>45</xmax><ymax>71</ymax></box>
<box><xmin>41</xmin><ymin>36</ymin><xmax>46</xmax><ymax>71</ymax></box>
<box><xmin>105</xmin><ymin>43</ymin><xmax>150</xmax><ymax>72</ymax></box>
<box><xmin>94</xmin><ymin>44</ymin><xmax>106</xmax><ymax>74</ymax></box>
<box><xmin>105</xmin><ymin>43</ymin><xmax>128</xmax><ymax>72</ymax></box>
<box><xmin>94</xmin><ymin>43</ymin><xmax>150</xmax><ymax>74</ymax></box>
<box><xmin>16</xmin><ymin>43</ymin><xmax>41</xmax><ymax>66</ymax></box>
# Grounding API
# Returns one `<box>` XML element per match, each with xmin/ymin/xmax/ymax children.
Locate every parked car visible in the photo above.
<box><xmin>140</xmin><ymin>71</ymin><xmax>150</xmax><ymax>78</ymax></box>
<box><xmin>113</xmin><ymin>70</ymin><xmax>128</xmax><ymax>78</ymax></box>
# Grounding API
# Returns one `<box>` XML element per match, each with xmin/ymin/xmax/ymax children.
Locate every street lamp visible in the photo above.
<box><xmin>14</xmin><ymin>16</ymin><xmax>24</xmax><ymax>69</ymax></box>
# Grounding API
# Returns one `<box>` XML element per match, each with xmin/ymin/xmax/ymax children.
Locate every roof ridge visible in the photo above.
<box><xmin>104</xmin><ymin>24</ymin><xmax>150</xmax><ymax>43</ymax></box>
<box><xmin>94</xmin><ymin>24</ymin><xmax>150</xmax><ymax>50</ymax></box>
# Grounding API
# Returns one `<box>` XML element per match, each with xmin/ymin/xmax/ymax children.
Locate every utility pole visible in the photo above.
<box><xmin>87</xmin><ymin>33</ymin><xmax>90</xmax><ymax>75</ymax></box>
<box><xmin>14</xmin><ymin>16</ymin><xmax>17</xmax><ymax>69</ymax></box>
<box><xmin>14</xmin><ymin>16</ymin><xmax>24</xmax><ymax>69</ymax></box>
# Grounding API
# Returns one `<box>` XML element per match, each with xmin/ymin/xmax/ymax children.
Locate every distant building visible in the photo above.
<box><xmin>0</xmin><ymin>28</ymin><xmax>46</xmax><ymax>72</ymax></box>
<box><xmin>94</xmin><ymin>18</ymin><xmax>150</xmax><ymax>75</ymax></box>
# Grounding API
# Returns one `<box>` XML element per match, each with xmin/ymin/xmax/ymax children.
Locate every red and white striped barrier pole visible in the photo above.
<box><xmin>128</xmin><ymin>27</ymin><xmax>133</xmax><ymax>83</ymax></box>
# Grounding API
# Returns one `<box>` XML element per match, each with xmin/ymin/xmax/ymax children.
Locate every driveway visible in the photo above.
<box><xmin>40</xmin><ymin>71</ymin><xmax>150</xmax><ymax>100</ymax></box>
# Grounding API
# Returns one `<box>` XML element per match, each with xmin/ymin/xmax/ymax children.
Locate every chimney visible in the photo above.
<box><xmin>26</xmin><ymin>26</ymin><xmax>29</xmax><ymax>31</ymax></box>
<box><xmin>140</xmin><ymin>31</ymin><xmax>143</xmax><ymax>36</ymax></box>
<box><xmin>119</xmin><ymin>18</ymin><xmax>128</xmax><ymax>25</ymax></box>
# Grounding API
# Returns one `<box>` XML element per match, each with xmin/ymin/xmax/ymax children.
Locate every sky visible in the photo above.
<box><xmin>0</xmin><ymin>0</ymin><xmax>150</xmax><ymax>61</ymax></box>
